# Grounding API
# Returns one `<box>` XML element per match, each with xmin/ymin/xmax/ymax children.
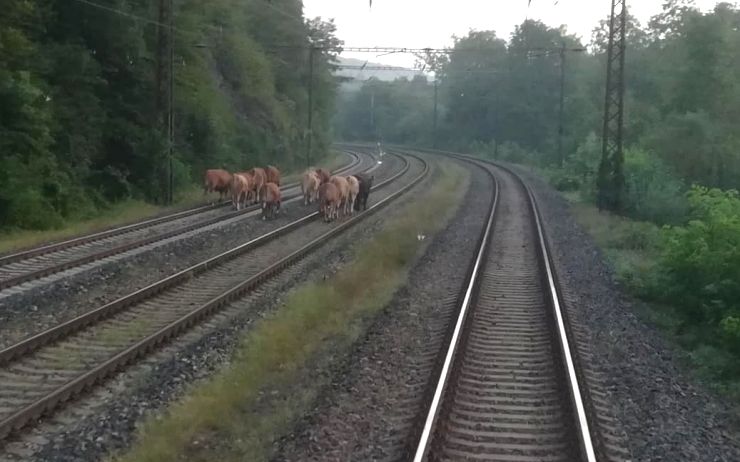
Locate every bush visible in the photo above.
<box><xmin>498</xmin><ymin>141</ymin><xmax>538</xmax><ymax>164</ymax></box>
<box><xmin>657</xmin><ymin>186</ymin><xmax>740</xmax><ymax>350</ymax></box>
<box><xmin>566</xmin><ymin>133</ymin><xmax>601</xmax><ymax>200</ymax></box>
<box><xmin>547</xmin><ymin>169</ymin><xmax>581</xmax><ymax>191</ymax></box>
<box><xmin>623</xmin><ymin>147</ymin><xmax>688</xmax><ymax>224</ymax></box>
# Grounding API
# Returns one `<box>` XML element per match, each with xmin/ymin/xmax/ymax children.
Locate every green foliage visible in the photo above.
<box><xmin>623</xmin><ymin>148</ymin><xmax>687</xmax><ymax>224</ymax></box>
<box><xmin>0</xmin><ymin>0</ymin><xmax>340</xmax><ymax>230</ymax></box>
<box><xmin>648</xmin><ymin>186</ymin><xmax>740</xmax><ymax>386</ymax></box>
<box><xmin>334</xmin><ymin>75</ymin><xmax>434</xmax><ymax>145</ymax></box>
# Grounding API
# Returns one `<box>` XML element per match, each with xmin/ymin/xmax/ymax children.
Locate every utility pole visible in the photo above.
<box><xmin>370</xmin><ymin>87</ymin><xmax>375</xmax><ymax>132</ymax></box>
<box><xmin>167</xmin><ymin>0</ymin><xmax>174</xmax><ymax>205</ymax></box>
<box><xmin>597</xmin><ymin>0</ymin><xmax>627</xmax><ymax>212</ymax></box>
<box><xmin>156</xmin><ymin>0</ymin><xmax>175</xmax><ymax>204</ymax></box>
<box><xmin>432</xmin><ymin>78</ymin><xmax>438</xmax><ymax>149</ymax></box>
<box><xmin>557</xmin><ymin>42</ymin><xmax>566</xmax><ymax>168</ymax></box>
<box><xmin>552</xmin><ymin>43</ymin><xmax>586</xmax><ymax>168</ymax></box>
<box><xmin>306</xmin><ymin>46</ymin><xmax>315</xmax><ymax>168</ymax></box>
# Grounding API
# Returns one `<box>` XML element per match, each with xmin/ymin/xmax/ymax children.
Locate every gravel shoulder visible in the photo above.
<box><xmin>508</xmin><ymin>163</ymin><xmax>740</xmax><ymax>462</ymax></box>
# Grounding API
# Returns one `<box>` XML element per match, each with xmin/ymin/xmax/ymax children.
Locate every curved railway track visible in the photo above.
<box><xmin>0</xmin><ymin>150</ymin><xmax>427</xmax><ymax>441</ymax></box>
<box><xmin>396</xmin><ymin>151</ymin><xmax>599</xmax><ymax>462</ymax></box>
<box><xmin>0</xmin><ymin>150</ymin><xmax>369</xmax><ymax>294</ymax></box>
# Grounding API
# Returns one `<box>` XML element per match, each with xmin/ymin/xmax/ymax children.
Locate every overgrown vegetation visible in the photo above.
<box><xmin>570</xmin><ymin>188</ymin><xmax>740</xmax><ymax>399</ymax></box>
<box><xmin>334</xmin><ymin>0</ymin><xmax>740</xmax><ymax>399</ymax></box>
<box><xmin>113</xmin><ymin>163</ymin><xmax>469</xmax><ymax>462</ymax></box>
<box><xmin>1</xmin><ymin>0</ymin><xmax>340</xmax><ymax>231</ymax></box>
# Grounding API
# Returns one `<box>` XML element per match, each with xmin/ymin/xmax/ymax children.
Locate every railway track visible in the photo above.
<box><xmin>407</xmin><ymin>154</ymin><xmax>598</xmax><ymax>462</ymax></box>
<box><xmin>0</xmin><ymin>150</ymin><xmax>427</xmax><ymax>441</ymax></box>
<box><xmin>0</xmin><ymin>150</ymin><xmax>367</xmax><ymax>295</ymax></box>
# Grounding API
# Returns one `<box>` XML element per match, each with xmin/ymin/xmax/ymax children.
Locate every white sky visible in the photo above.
<box><xmin>303</xmin><ymin>0</ymin><xmax>725</xmax><ymax>67</ymax></box>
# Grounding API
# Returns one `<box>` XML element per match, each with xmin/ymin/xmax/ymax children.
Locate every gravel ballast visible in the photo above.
<box><xmin>509</xmin><ymin>163</ymin><xmax>740</xmax><ymax>461</ymax></box>
<box><xmin>273</xmin><ymin>159</ymin><xmax>491</xmax><ymax>461</ymax></box>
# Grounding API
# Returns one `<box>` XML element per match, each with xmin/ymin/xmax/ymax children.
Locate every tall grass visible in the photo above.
<box><xmin>0</xmin><ymin>187</ymin><xmax>204</xmax><ymax>254</ymax></box>
<box><xmin>113</xmin><ymin>162</ymin><xmax>469</xmax><ymax>462</ymax></box>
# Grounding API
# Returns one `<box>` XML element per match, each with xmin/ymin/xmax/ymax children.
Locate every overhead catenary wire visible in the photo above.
<box><xmin>335</xmin><ymin>65</ymin><xmax>505</xmax><ymax>75</ymax></box>
<box><xmin>71</xmin><ymin>0</ymin><xmax>199</xmax><ymax>35</ymax></box>
<box><xmin>260</xmin><ymin>0</ymin><xmax>305</xmax><ymax>23</ymax></box>
<box><xmin>71</xmin><ymin>0</ymin><xmax>585</xmax><ymax>59</ymax></box>
<box><xmin>72</xmin><ymin>0</ymin><xmax>304</xmax><ymax>38</ymax></box>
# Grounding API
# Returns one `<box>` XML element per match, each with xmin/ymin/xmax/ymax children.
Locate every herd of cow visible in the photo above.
<box><xmin>203</xmin><ymin>166</ymin><xmax>373</xmax><ymax>222</ymax></box>
<box><xmin>204</xmin><ymin>166</ymin><xmax>282</xmax><ymax>219</ymax></box>
<box><xmin>301</xmin><ymin>168</ymin><xmax>374</xmax><ymax>221</ymax></box>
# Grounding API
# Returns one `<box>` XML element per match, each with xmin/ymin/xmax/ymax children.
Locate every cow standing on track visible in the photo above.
<box><xmin>353</xmin><ymin>173</ymin><xmax>374</xmax><ymax>211</ymax></box>
<box><xmin>204</xmin><ymin>169</ymin><xmax>232</xmax><ymax>203</ymax></box>
<box><xmin>266</xmin><ymin>165</ymin><xmax>281</xmax><ymax>186</ymax></box>
<box><xmin>234</xmin><ymin>171</ymin><xmax>252</xmax><ymax>203</ymax></box>
<box><xmin>302</xmin><ymin>170</ymin><xmax>320</xmax><ymax>205</ymax></box>
<box><xmin>261</xmin><ymin>182</ymin><xmax>281</xmax><ymax>220</ymax></box>
<box><xmin>318</xmin><ymin>182</ymin><xmax>341</xmax><ymax>222</ymax></box>
<box><xmin>346</xmin><ymin>175</ymin><xmax>360</xmax><ymax>215</ymax></box>
<box><xmin>329</xmin><ymin>175</ymin><xmax>350</xmax><ymax>217</ymax></box>
<box><xmin>230</xmin><ymin>173</ymin><xmax>251</xmax><ymax>211</ymax></box>
<box><xmin>315</xmin><ymin>168</ymin><xmax>331</xmax><ymax>185</ymax></box>
<box><xmin>249</xmin><ymin>167</ymin><xmax>267</xmax><ymax>203</ymax></box>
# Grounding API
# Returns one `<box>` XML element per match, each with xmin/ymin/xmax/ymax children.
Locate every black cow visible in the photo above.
<box><xmin>353</xmin><ymin>173</ymin><xmax>374</xmax><ymax>211</ymax></box>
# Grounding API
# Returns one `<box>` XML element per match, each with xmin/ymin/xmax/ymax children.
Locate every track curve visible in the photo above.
<box><xmin>0</xmin><ymin>150</ymin><xmax>427</xmax><ymax>441</ymax></box>
<box><xmin>0</xmin><ymin>151</ymin><xmax>366</xmax><ymax>294</ymax></box>
<box><xmin>370</xmin><ymin>149</ymin><xmax>598</xmax><ymax>462</ymax></box>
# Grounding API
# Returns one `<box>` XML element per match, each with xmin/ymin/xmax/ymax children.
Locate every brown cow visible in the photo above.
<box><xmin>329</xmin><ymin>175</ymin><xmax>350</xmax><ymax>217</ymax></box>
<box><xmin>249</xmin><ymin>167</ymin><xmax>267</xmax><ymax>203</ymax></box>
<box><xmin>261</xmin><ymin>182</ymin><xmax>281</xmax><ymax>220</ymax></box>
<box><xmin>315</xmin><ymin>168</ymin><xmax>331</xmax><ymax>185</ymax></box>
<box><xmin>230</xmin><ymin>173</ymin><xmax>251</xmax><ymax>211</ymax></box>
<box><xmin>302</xmin><ymin>170</ymin><xmax>320</xmax><ymax>205</ymax></box>
<box><xmin>236</xmin><ymin>171</ymin><xmax>254</xmax><ymax>203</ymax></box>
<box><xmin>346</xmin><ymin>175</ymin><xmax>360</xmax><ymax>215</ymax></box>
<box><xmin>318</xmin><ymin>182</ymin><xmax>341</xmax><ymax>222</ymax></box>
<box><xmin>204</xmin><ymin>169</ymin><xmax>232</xmax><ymax>203</ymax></box>
<box><xmin>265</xmin><ymin>165</ymin><xmax>281</xmax><ymax>186</ymax></box>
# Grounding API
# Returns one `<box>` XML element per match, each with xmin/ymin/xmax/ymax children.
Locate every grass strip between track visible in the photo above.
<box><xmin>112</xmin><ymin>161</ymin><xmax>468</xmax><ymax>462</ymax></box>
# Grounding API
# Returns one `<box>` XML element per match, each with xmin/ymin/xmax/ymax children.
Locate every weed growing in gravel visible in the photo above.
<box><xmin>113</xmin><ymin>162</ymin><xmax>469</xmax><ymax>462</ymax></box>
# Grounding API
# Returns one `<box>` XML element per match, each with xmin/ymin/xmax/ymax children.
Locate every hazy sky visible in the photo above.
<box><xmin>303</xmin><ymin>0</ymin><xmax>724</xmax><ymax>67</ymax></box>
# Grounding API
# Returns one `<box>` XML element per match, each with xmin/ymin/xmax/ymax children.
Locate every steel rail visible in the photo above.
<box><xmin>0</xmin><ymin>151</ymin><xmax>426</xmax><ymax>440</ymax></box>
<box><xmin>0</xmin><ymin>151</ymin><xmax>367</xmax><ymax>291</ymax></box>
<box><xmin>409</xmin><ymin>155</ymin><xmax>498</xmax><ymax>462</ymax></box>
<box><xmin>0</xmin><ymin>151</ymin><xmax>404</xmax><ymax>366</ymax></box>
<box><xmin>500</xmin><ymin>162</ymin><xmax>597</xmax><ymax>462</ymax></box>
<box><xmin>402</xmin><ymin>147</ymin><xmax>597</xmax><ymax>462</ymax></box>
<box><xmin>0</xmin><ymin>151</ymin><xmax>360</xmax><ymax>265</ymax></box>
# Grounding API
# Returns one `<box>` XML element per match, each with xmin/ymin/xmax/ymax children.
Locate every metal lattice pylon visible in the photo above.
<box><xmin>597</xmin><ymin>0</ymin><xmax>627</xmax><ymax>212</ymax></box>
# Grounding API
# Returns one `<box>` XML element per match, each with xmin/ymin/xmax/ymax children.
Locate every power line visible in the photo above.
<box><xmin>72</xmin><ymin>0</ymin><xmax>189</xmax><ymax>33</ymax></box>
<box><xmin>335</xmin><ymin>65</ymin><xmax>505</xmax><ymax>75</ymax></box>
<box><xmin>261</xmin><ymin>0</ymin><xmax>305</xmax><ymax>23</ymax></box>
<box><xmin>71</xmin><ymin>1</ymin><xmax>585</xmax><ymax>59</ymax></box>
<box><xmin>72</xmin><ymin>0</ymin><xmax>304</xmax><ymax>37</ymax></box>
